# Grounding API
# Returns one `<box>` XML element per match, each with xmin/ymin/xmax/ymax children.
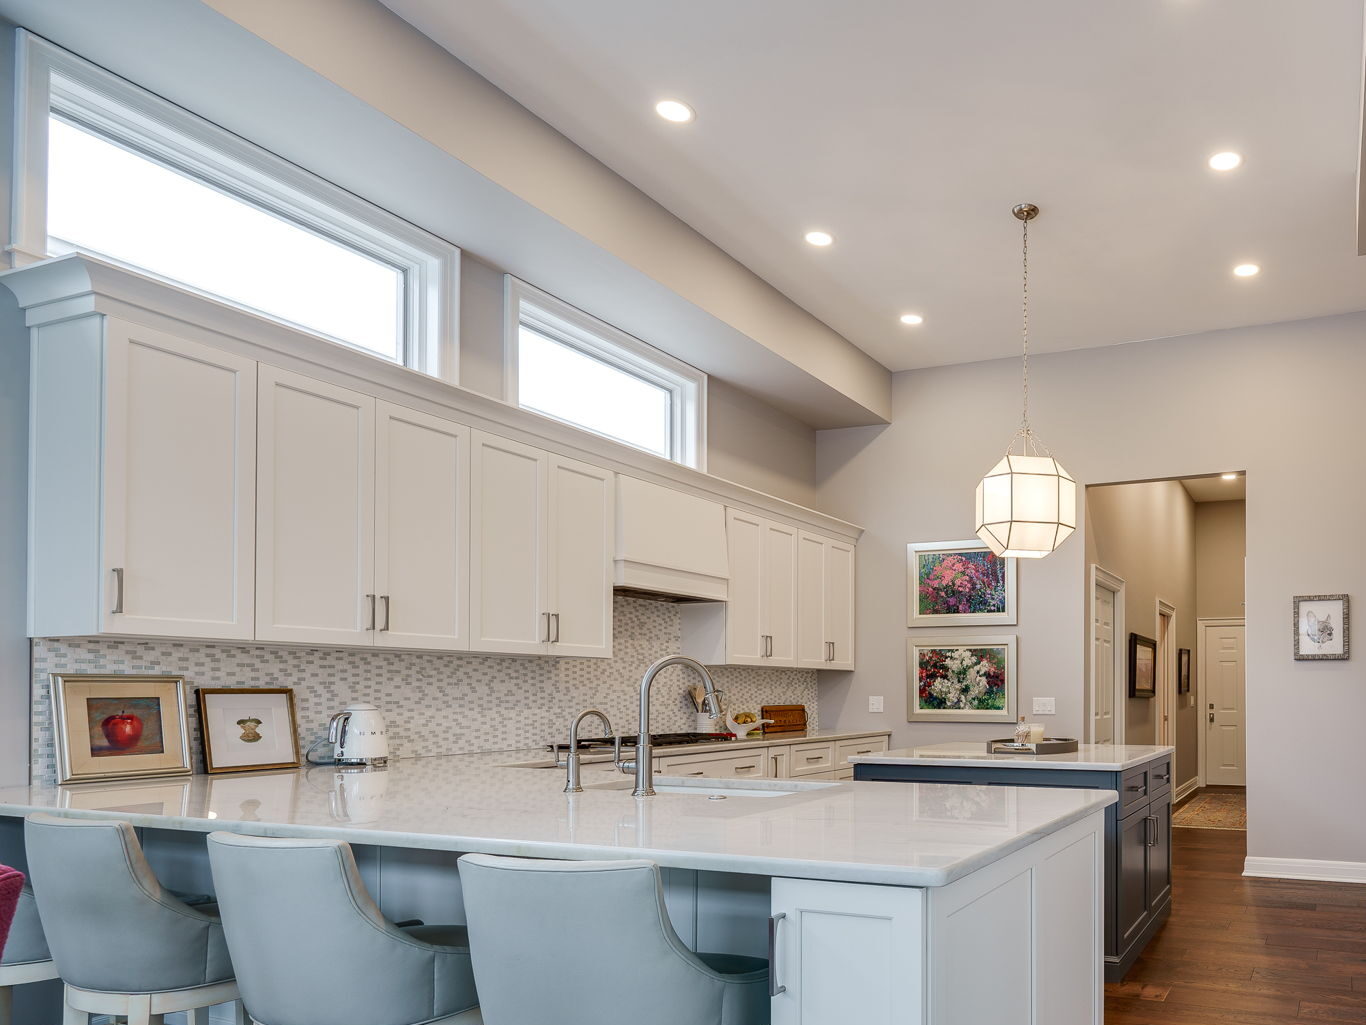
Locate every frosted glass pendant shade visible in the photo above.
<box><xmin>975</xmin><ymin>453</ymin><xmax>1077</xmax><ymax>558</ymax></box>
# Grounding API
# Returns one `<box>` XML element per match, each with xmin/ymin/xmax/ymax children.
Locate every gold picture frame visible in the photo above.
<box><xmin>51</xmin><ymin>674</ymin><xmax>192</xmax><ymax>785</ymax></box>
<box><xmin>196</xmin><ymin>688</ymin><xmax>301</xmax><ymax>774</ymax></box>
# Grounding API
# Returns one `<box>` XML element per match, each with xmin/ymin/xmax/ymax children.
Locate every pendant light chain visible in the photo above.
<box><xmin>1021</xmin><ymin>213</ymin><xmax>1030</xmax><ymax>445</ymax></box>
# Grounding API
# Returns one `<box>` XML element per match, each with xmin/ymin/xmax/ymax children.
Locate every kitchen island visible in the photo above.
<box><xmin>0</xmin><ymin>750</ymin><xmax>1115</xmax><ymax>1024</ymax></box>
<box><xmin>851</xmin><ymin>742</ymin><xmax>1176</xmax><ymax>982</ymax></box>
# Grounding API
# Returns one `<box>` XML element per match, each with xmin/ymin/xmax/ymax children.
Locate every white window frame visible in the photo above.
<box><xmin>504</xmin><ymin>277</ymin><xmax>706</xmax><ymax>469</ymax></box>
<box><xmin>11</xmin><ymin>31</ymin><xmax>460</xmax><ymax>380</ymax></box>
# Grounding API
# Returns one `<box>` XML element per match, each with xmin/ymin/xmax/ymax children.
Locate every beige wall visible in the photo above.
<box><xmin>816</xmin><ymin>311</ymin><xmax>1366</xmax><ymax>867</ymax></box>
<box><xmin>707</xmin><ymin>379</ymin><xmax>817</xmax><ymax>507</ymax></box>
<box><xmin>1085</xmin><ymin>481</ymin><xmax>1198</xmax><ymax>786</ymax></box>
<box><xmin>1196</xmin><ymin>500</ymin><xmax>1247</xmax><ymax>619</ymax></box>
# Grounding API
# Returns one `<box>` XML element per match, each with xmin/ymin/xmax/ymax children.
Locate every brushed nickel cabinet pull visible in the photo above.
<box><xmin>542</xmin><ymin>612</ymin><xmax>551</xmax><ymax>642</ymax></box>
<box><xmin>380</xmin><ymin>595</ymin><xmax>391</xmax><ymax>632</ymax></box>
<box><xmin>110</xmin><ymin>567</ymin><xmax>124</xmax><ymax>615</ymax></box>
<box><xmin>768</xmin><ymin>913</ymin><xmax>787</xmax><ymax>996</ymax></box>
<box><xmin>365</xmin><ymin>594</ymin><xmax>376</xmax><ymax>630</ymax></box>
<box><xmin>552</xmin><ymin>612</ymin><xmax>560</xmax><ymax>643</ymax></box>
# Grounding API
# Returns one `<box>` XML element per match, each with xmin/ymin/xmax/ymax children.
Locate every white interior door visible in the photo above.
<box><xmin>1204</xmin><ymin>622</ymin><xmax>1247</xmax><ymax>786</ymax></box>
<box><xmin>101</xmin><ymin>322</ymin><xmax>256</xmax><ymax>639</ymax></box>
<box><xmin>723</xmin><ymin>509</ymin><xmax>765</xmax><ymax>665</ymax></box>
<box><xmin>762</xmin><ymin>520</ymin><xmax>799</xmax><ymax>666</ymax></box>
<box><xmin>1090</xmin><ymin>570</ymin><xmax>1119</xmax><ymax>745</ymax></box>
<box><xmin>470</xmin><ymin>431</ymin><xmax>549</xmax><ymax>654</ymax></box>
<box><xmin>1156</xmin><ymin>602</ymin><xmax>1175</xmax><ymax>747</ymax></box>
<box><xmin>823</xmin><ymin>539</ymin><xmax>855</xmax><ymax>670</ymax></box>
<box><xmin>256</xmin><ymin>366</ymin><xmax>375</xmax><ymax>645</ymax></box>
<box><xmin>374</xmin><ymin>402</ymin><xmax>469</xmax><ymax>650</ymax></box>
<box><xmin>795</xmin><ymin>532</ymin><xmax>828</xmax><ymax>668</ymax></box>
<box><xmin>546</xmin><ymin>455</ymin><xmax>614</xmax><ymax>658</ymax></box>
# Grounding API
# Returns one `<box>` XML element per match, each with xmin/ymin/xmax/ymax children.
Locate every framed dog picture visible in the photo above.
<box><xmin>196</xmin><ymin>688</ymin><xmax>301</xmax><ymax>774</ymax></box>
<box><xmin>51</xmin><ymin>674</ymin><xmax>191</xmax><ymax>785</ymax></box>
<box><xmin>1294</xmin><ymin>594</ymin><xmax>1349</xmax><ymax>661</ymax></box>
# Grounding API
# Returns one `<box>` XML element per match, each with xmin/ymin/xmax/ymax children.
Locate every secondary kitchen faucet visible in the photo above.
<box><xmin>617</xmin><ymin>655</ymin><xmax>722</xmax><ymax>798</ymax></box>
<box><xmin>562</xmin><ymin>708</ymin><xmax>620</xmax><ymax>794</ymax></box>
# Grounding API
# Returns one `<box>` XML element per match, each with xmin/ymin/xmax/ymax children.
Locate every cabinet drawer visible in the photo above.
<box><xmin>1119</xmin><ymin>766</ymin><xmax>1149</xmax><ymax>813</ymax></box>
<box><xmin>1147</xmin><ymin>758</ymin><xmax>1173</xmax><ymax>797</ymax></box>
<box><xmin>835</xmin><ymin>767</ymin><xmax>854</xmax><ymax>781</ymax></box>
<box><xmin>657</xmin><ymin>751</ymin><xmax>767</xmax><ymax>779</ymax></box>
<box><xmin>789</xmin><ymin>741</ymin><xmax>836</xmax><ymax>776</ymax></box>
<box><xmin>836</xmin><ymin>736</ymin><xmax>888</xmax><ymax>768</ymax></box>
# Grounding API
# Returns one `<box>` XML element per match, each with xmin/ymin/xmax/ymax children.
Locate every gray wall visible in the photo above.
<box><xmin>1085</xmin><ymin>481</ymin><xmax>1198</xmax><ymax>786</ymax></box>
<box><xmin>816</xmin><ymin>312</ymin><xmax>1366</xmax><ymax>866</ymax></box>
<box><xmin>1196</xmin><ymin>500</ymin><xmax>1247</xmax><ymax>620</ymax></box>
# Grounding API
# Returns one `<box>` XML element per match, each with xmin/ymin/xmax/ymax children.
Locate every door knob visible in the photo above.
<box><xmin>1208</xmin><ymin>712</ymin><xmax>1215</xmax><ymax>723</ymax></box>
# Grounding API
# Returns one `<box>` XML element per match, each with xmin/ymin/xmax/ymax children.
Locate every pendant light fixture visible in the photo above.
<box><xmin>974</xmin><ymin>203</ymin><xmax>1077</xmax><ymax>559</ymax></box>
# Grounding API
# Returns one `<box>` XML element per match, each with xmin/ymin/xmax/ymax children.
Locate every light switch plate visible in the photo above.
<box><xmin>1032</xmin><ymin>697</ymin><xmax>1056</xmax><ymax>715</ymax></box>
<box><xmin>868</xmin><ymin>695</ymin><xmax>885</xmax><ymax>713</ymax></box>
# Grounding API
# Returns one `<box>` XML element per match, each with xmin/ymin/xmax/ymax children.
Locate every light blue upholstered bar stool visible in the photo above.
<box><xmin>458</xmin><ymin>854</ymin><xmax>770</xmax><ymax>1025</ymax></box>
<box><xmin>0</xmin><ymin>885</ymin><xmax>60</xmax><ymax>1025</ymax></box>
<box><xmin>24</xmin><ymin>813</ymin><xmax>244</xmax><ymax>1025</ymax></box>
<box><xmin>206</xmin><ymin>832</ymin><xmax>481</xmax><ymax>1025</ymax></box>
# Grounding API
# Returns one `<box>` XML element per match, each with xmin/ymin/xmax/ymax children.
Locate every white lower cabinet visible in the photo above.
<box><xmin>651</xmin><ymin>734</ymin><xmax>888</xmax><ymax>782</ymax></box>
<box><xmin>657</xmin><ymin>750</ymin><xmax>769</xmax><ymax>779</ymax></box>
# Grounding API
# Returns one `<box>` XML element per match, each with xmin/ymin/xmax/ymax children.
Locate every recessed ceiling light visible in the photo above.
<box><xmin>804</xmin><ymin>230</ymin><xmax>834</xmax><ymax>247</ymax></box>
<box><xmin>1209</xmin><ymin>151</ymin><xmax>1243</xmax><ymax>171</ymax></box>
<box><xmin>1221</xmin><ymin>472</ymin><xmax>1239</xmax><ymax>480</ymax></box>
<box><xmin>1233</xmin><ymin>263</ymin><xmax>1260</xmax><ymax>277</ymax></box>
<box><xmin>654</xmin><ymin>99</ymin><xmax>695</xmax><ymax>123</ymax></box>
<box><xmin>899</xmin><ymin>313</ymin><xmax>924</xmax><ymax>325</ymax></box>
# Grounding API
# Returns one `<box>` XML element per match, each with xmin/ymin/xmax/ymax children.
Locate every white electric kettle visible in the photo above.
<box><xmin>326</xmin><ymin>703</ymin><xmax>389</xmax><ymax>767</ymax></box>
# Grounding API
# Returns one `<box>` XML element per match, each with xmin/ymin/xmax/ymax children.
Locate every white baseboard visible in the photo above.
<box><xmin>1244</xmin><ymin>856</ymin><xmax>1366</xmax><ymax>885</ymax></box>
<box><xmin>1174</xmin><ymin>778</ymin><xmax>1200</xmax><ymax>803</ymax></box>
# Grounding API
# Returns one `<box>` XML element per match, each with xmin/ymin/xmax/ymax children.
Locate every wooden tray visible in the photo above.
<box><xmin>761</xmin><ymin>704</ymin><xmax>808</xmax><ymax>734</ymax></box>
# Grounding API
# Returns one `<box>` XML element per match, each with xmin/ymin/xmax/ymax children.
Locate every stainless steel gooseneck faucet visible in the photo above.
<box><xmin>617</xmin><ymin>655</ymin><xmax>722</xmax><ymax>798</ymax></box>
<box><xmin>563</xmin><ymin>709</ymin><xmax>620</xmax><ymax>794</ymax></box>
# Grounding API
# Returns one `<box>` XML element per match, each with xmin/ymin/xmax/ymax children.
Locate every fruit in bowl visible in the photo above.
<box><xmin>725</xmin><ymin>712</ymin><xmax>772</xmax><ymax>738</ymax></box>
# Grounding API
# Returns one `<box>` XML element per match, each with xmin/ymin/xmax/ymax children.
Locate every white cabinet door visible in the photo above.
<box><xmin>762</xmin><ymin>520</ymin><xmax>798</xmax><ymax>666</ymax></box>
<box><xmin>470</xmin><ymin>431</ymin><xmax>549</xmax><ymax>654</ymax></box>
<box><xmin>374</xmin><ymin>402</ymin><xmax>470</xmax><ymax>650</ymax></box>
<box><xmin>795</xmin><ymin>532</ymin><xmax>828</xmax><ymax>669</ymax></box>
<box><xmin>101</xmin><ymin>322</ymin><xmax>256</xmax><ymax>639</ymax></box>
<box><xmin>723</xmin><ymin>509</ymin><xmax>766</xmax><ymax>666</ymax></box>
<box><xmin>547</xmin><ymin>455</ymin><xmax>614</xmax><ymax>658</ymax></box>
<box><xmin>823</xmin><ymin>538</ymin><xmax>855</xmax><ymax>670</ymax></box>
<box><xmin>256</xmin><ymin>366</ymin><xmax>375</xmax><ymax>645</ymax></box>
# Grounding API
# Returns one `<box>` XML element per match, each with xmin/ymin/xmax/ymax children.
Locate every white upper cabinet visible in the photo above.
<box><xmin>681</xmin><ymin>509</ymin><xmax>801</xmax><ymax>668</ymax></box>
<box><xmin>256</xmin><ymin>366</ymin><xmax>376</xmax><ymax>646</ymax></box>
<box><xmin>797</xmin><ymin>531</ymin><xmax>856</xmax><ymax>671</ymax></box>
<box><xmin>374</xmin><ymin>402</ymin><xmax>470</xmax><ymax>650</ymax></box>
<box><xmin>470</xmin><ymin>432</ymin><xmax>550</xmax><ymax>654</ymax></box>
<box><xmin>28</xmin><ymin>316</ymin><xmax>257</xmax><ymax>640</ymax></box>
<box><xmin>547</xmin><ymin>456</ymin><xmax>615</xmax><ymax>658</ymax></box>
<box><xmin>470</xmin><ymin>431</ymin><xmax>615</xmax><ymax>657</ymax></box>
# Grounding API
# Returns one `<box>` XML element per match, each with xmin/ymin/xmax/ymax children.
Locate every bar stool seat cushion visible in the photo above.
<box><xmin>401</xmin><ymin>924</ymin><xmax>471</xmax><ymax>949</ymax></box>
<box><xmin>696</xmin><ymin>952</ymin><xmax>768</xmax><ymax>977</ymax></box>
<box><xmin>0</xmin><ymin>888</ymin><xmax>50</xmax><ymax>967</ymax></box>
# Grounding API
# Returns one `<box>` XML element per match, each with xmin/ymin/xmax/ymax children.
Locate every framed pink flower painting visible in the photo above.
<box><xmin>907</xmin><ymin>540</ymin><xmax>1017</xmax><ymax>627</ymax></box>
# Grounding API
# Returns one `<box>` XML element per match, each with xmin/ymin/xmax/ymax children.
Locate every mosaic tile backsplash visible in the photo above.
<box><xmin>30</xmin><ymin>596</ymin><xmax>818</xmax><ymax>785</ymax></box>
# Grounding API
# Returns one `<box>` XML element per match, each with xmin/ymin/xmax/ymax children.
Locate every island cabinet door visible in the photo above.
<box><xmin>1146</xmin><ymin>790</ymin><xmax>1173</xmax><ymax>911</ymax></box>
<box><xmin>769</xmin><ymin>878</ymin><xmax>926</xmax><ymax>1025</ymax></box>
<box><xmin>1116</xmin><ymin>804</ymin><xmax>1153</xmax><ymax>952</ymax></box>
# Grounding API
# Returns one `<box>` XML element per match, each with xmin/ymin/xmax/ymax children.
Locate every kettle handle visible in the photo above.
<box><xmin>328</xmin><ymin>711</ymin><xmax>352</xmax><ymax>749</ymax></box>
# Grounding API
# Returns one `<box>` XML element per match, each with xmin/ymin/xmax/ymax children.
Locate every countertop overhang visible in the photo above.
<box><xmin>849</xmin><ymin>742</ymin><xmax>1176</xmax><ymax>772</ymax></box>
<box><xmin>0</xmin><ymin>746</ymin><xmax>1115</xmax><ymax>889</ymax></box>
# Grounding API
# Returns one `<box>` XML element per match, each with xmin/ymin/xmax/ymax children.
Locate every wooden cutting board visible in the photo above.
<box><xmin>761</xmin><ymin>704</ymin><xmax>808</xmax><ymax>734</ymax></box>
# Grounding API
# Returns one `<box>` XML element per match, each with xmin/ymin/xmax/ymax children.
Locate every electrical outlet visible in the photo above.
<box><xmin>868</xmin><ymin>695</ymin><xmax>885</xmax><ymax>713</ymax></box>
<box><xmin>1032</xmin><ymin>697</ymin><xmax>1056</xmax><ymax>715</ymax></box>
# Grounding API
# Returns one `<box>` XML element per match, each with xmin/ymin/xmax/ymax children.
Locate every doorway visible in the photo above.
<box><xmin>1089</xmin><ymin>566</ymin><xmax>1125</xmax><ymax>745</ymax></box>
<box><xmin>1156</xmin><ymin>599</ymin><xmax>1176</xmax><ymax>753</ymax></box>
<box><xmin>1199</xmin><ymin>619</ymin><xmax>1246</xmax><ymax>787</ymax></box>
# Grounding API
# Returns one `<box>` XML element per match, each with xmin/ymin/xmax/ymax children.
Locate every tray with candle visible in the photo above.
<box><xmin>988</xmin><ymin>738</ymin><xmax>1080</xmax><ymax>755</ymax></box>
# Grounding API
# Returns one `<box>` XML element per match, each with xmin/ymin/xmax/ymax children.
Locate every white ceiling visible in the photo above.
<box><xmin>381</xmin><ymin>0</ymin><xmax>1366</xmax><ymax>374</ymax></box>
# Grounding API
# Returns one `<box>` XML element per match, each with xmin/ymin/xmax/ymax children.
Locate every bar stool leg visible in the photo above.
<box><xmin>0</xmin><ymin>985</ymin><xmax>11</xmax><ymax>1025</ymax></box>
<box><xmin>232</xmin><ymin>999</ymin><xmax>249</xmax><ymax>1025</ymax></box>
<box><xmin>60</xmin><ymin>991</ymin><xmax>85</xmax><ymax>1025</ymax></box>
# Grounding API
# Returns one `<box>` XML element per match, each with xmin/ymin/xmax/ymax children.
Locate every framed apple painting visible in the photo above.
<box><xmin>51</xmin><ymin>674</ymin><xmax>191</xmax><ymax>784</ymax></box>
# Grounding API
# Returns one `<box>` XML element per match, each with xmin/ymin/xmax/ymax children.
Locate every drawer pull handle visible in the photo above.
<box><xmin>768</xmin><ymin>913</ymin><xmax>787</xmax><ymax>996</ymax></box>
<box><xmin>1154</xmin><ymin>773</ymin><xmax>1170</xmax><ymax>782</ymax></box>
<box><xmin>856</xmin><ymin>749</ymin><xmax>873</xmax><ymax>755</ymax></box>
<box><xmin>805</xmin><ymin>756</ymin><xmax>823</xmax><ymax>762</ymax></box>
<box><xmin>687</xmin><ymin>771</ymin><xmax>706</xmax><ymax>776</ymax></box>
<box><xmin>736</xmin><ymin>764</ymin><xmax>757</xmax><ymax>771</ymax></box>
<box><xmin>1125</xmin><ymin>784</ymin><xmax>1145</xmax><ymax>792</ymax></box>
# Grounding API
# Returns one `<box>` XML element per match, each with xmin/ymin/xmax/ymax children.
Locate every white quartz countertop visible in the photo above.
<box><xmin>0</xmin><ymin>748</ymin><xmax>1114</xmax><ymax>888</ymax></box>
<box><xmin>849</xmin><ymin>742</ymin><xmax>1175</xmax><ymax>772</ymax></box>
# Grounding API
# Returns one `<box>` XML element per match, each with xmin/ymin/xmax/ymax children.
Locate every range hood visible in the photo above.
<box><xmin>614</xmin><ymin>476</ymin><xmax>728</xmax><ymax>602</ymax></box>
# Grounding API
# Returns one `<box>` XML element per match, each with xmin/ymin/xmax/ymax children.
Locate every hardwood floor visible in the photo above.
<box><xmin>1106</xmin><ymin>828</ymin><xmax>1366</xmax><ymax>1023</ymax></box>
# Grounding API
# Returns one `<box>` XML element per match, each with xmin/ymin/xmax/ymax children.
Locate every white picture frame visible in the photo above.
<box><xmin>908</xmin><ymin>540</ymin><xmax>1017</xmax><ymax>627</ymax></box>
<box><xmin>908</xmin><ymin>635</ymin><xmax>1018</xmax><ymax>723</ymax></box>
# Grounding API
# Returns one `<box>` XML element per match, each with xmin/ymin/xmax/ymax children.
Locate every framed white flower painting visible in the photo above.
<box><xmin>907</xmin><ymin>636</ymin><xmax>1017</xmax><ymax>723</ymax></box>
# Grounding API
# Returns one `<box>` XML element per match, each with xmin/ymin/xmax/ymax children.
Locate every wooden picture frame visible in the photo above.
<box><xmin>196</xmin><ymin>688</ymin><xmax>301</xmax><ymax>774</ymax></box>
<box><xmin>907</xmin><ymin>540</ymin><xmax>1017</xmax><ymax>627</ymax></box>
<box><xmin>1129</xmin><ymin>634</ymin><xmax>1157</xmax><ymax>699</ymax></box>
<box><xmin>51</xmin><ymin>674</ymin><xmax>191</xmax><ymax>785</ymax></box>
<box><xmin>1177</xmin><ymin>648</ymin><xmax>1191</xmax><ymax>695</ymax></box>
<box><xmin>1293</xmin><ymin>594</ymin><xmax>1350</xmax><ymax>661</ymax></box>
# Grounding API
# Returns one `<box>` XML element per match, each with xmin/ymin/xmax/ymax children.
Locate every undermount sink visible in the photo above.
<box><xmin>586</xmin><ymin>777</ymin><xmax>838</xmax><ymax>799</ymax></box>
